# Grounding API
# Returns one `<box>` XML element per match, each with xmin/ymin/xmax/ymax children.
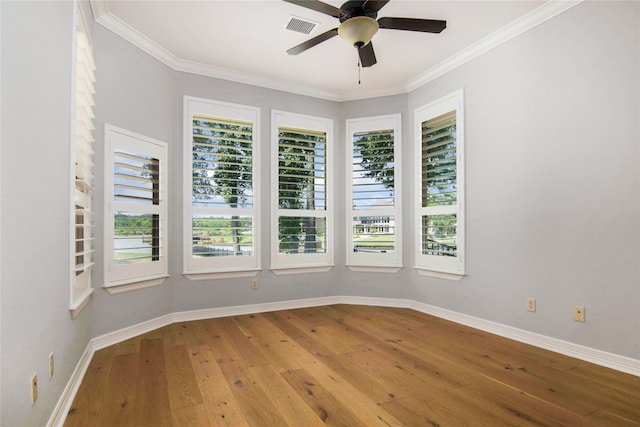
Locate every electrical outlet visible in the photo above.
<box><xmin>574</xmin><ymin>306</ymin><xmax>585</xmax><ymax>322</ymax></box>
<box><xmin>527</xmin><ymin>298</ymin><xmax>536</xmax><ymax>312</ymax></box>
<box><xmin>251</xmin><ymin>279</ymin><xmax>258</xmax><ymax>290</ymax></box>
<box><xmin>31</xmin><ymin>373</ymin><xmax>38</xmax><ymax>405</ymax></box>
<box><xmin>48</xmin><ymin>353</ymin><xmax>54</xmax><ymax>379</ymax></box>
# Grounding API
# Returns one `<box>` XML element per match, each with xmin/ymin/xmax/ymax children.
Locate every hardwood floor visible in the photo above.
<box><xmin>64</xmin><ymin>305</ymin><xmax>640</xmax><ymax>426</ymax></box>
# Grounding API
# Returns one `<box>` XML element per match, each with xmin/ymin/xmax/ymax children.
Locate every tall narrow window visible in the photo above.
<box><xmin>415</xmin><ymin>90</ymin><xmax>465</xmax><ymax>278</ymax></box>
<box><xmin>184</xmin><ymin>97</ymin><xmax>260</xmax><ymax>279</ymax></box>
<box><xmin>346</xmin><ymin>114</ymin><xmax>402</xmax><ymax>271</ymax></box>
<box><xmin>271</xmin><ymin>111</ymin><xmax>333</xmax><ymax>273</ymax></box>
<box><xmin>70</xmin><ymin>5</ymin><xmax>96</xmax><ymax>316</ymax></box>
<box><xmin>104</xmin><ymin>125</ymin><xmax>168</xmax><ymax>293</ymax></box>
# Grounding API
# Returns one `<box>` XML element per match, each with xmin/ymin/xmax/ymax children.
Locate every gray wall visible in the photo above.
<box><xmin>407</xmin><ymin>1</ymin><xmax>639</xmax><ymax>358</ymax></box>
<box><xmin>1</xmin><ymin>2</ymin><xmax>92</xmax><ymax>426</ymax></box>
<box><xmin>1</xmin><ymin>1</ymin><xmax>638</xmax><ymax>425</ymax></box>
<box><xmin>90</xmin><ymin>20</ymin><xmax>174</xmax><ymax>337</ymax></box>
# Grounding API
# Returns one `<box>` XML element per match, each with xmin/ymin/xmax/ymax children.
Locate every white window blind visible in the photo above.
<box><xmin>71</xmin><ymin>6</ymin><xmax>96</xmax><ymax>314</ymax></box>
<box><xmin>184</xmin><ymin>98</ymin><xmax>260</xmax><ymax>277</ymax></box>
<box><xmin>272</xmin><ymin>111</ymin><xmax>333</xmax><ymax>272</ymax></box>
<box><xmin>105</xmin><ymin>125</ymin><xmax>168</xmax><ymax>291</ymax></box>
<box><xmin>113</xmin><ymin>150</ymin><xmax>160</xmax><ymax>264</ymax></box>
<box><xmin>415</xmin><ymin>90</ymin><xmax>465</xmax><ymax>277</ymax></box>
<box><xmin>346</xmin><ymin>114</ymin><xmax>402</xmax><ymax>270</ymax></box>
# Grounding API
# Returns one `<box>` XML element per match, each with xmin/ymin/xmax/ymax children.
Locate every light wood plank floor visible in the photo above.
<box><xmin>65</xmin><ymin>304</ymin><xmax>640</xmax><ymax>426</ymax></box>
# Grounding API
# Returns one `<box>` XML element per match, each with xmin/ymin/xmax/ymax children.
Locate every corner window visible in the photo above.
<box><xmin>104</xmin><ymin>125</ymin><xmax>168</xmax><ymax>293</ymax></box>
<box><xmin>415</xmin><ymin>90</ymin><xmax>465</xmax><ymax>278</ymax></box>
<box><xmin>70</xmin><ymin>5</ymin><xmax>96</xmax><ymax>316</ymax></box>
<box><xmin>271</xmin><ymin>111</ymin><xmax>333</xmax><ymax>273</ymax></box>
<box><xmin>346</xmin><ymin>114</ymin><xmax>402</xmax><ymax>271</ymax></box>
<box><xmin>184</xmin><ymin>97</ymin><xmax>260</xmax><ymax>279</ymax></box>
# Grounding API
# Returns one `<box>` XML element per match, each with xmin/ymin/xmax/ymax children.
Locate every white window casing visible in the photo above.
<box><xmin>415</xmin><ymin>90</ymin><xmax>465</xmax><ymax>278</ymax></box>
<box><xmin>271</xmin><ymin>110</ymin><xmax>334</xmax><ymax>274</ymax></box>
<box><xmin>70</xmin><ymin>4</ymin><xmax>96</xmax><ymax>316</ymax></box>
<box><xmin>346</xmin><ymin>114</ymin><xmax>402</xmax><ymax>271</ymax></box>
<box><xmin>104</xmin><ymin>125</ymin><xmax>168</xmax><ymax>293</ymax></box>
<box><xmin>183</xmin><ymin>97</ymin><xmax>261</xmax><ymax>279</ymax></box>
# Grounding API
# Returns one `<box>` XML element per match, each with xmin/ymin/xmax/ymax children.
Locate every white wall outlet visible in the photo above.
<box><xmin>527</xmin><ymin>297</ymin><xmax>536</xmax><ymax>312</ymax></box>
<box><xmin>48</xmin><ymin>352</ymin><xmax>54</xmax><ymax>379</ymax></box>
<box><xmin>251</xmin><ymin>279</ymin><xmax>258</xmax><ymax>290</ymax></box>
<box><xmin>574</xmin><ymin>306</ymin><xmax>586</xmax><ymax>322</ymax></box>
<box><xmin>31</xmin><ymin>373</ymin><xmax>38</xmax><ymax>405</ymax></box>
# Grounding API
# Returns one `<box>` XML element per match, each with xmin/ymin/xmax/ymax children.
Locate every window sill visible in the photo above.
<box><xmin>103</xmin><ymin>275</ymin><xmax>168</xmax><ymax>295</ymax></box>
<box><xmin>347</xmin><ymin>265</ymin><xmax>402</xmax><ymax>273</ymax></box>
<box><xmin>271</xmin><ymin>265</ymin><xmax>334</xmax><ymax>276</ymax></box>
<box><xmin>69</xmin><ymin>288</ymin><xmax>94</xmax><ymax>319</ymax></box>
<box><xmin>184</xmin><ymin>269</ymin><xmax>260</xmax><ymax>281</ymax></box>
<box><xmin>414</xmin><ymin>267</ymin><xmax>465</xmax><ymax>282</ymax></box>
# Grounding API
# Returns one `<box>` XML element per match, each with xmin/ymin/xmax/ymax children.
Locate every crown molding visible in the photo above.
<box><xmin>405</xmin><ymin>0</ymin><xmax>583</xmax><ymax>92</ymax></box>
<box><xmin>90</xmin><ymin>0</ymin><xmax>582</xmax><ymax>102</ymax></box>
<box><xmin>90</xmin><ymin>0</ymin><xmax>344</xmax><ymax>101</ymax></box>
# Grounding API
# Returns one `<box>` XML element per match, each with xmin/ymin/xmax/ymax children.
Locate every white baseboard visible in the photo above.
<box><xmin>406</xmin><ymin>300</ymin><xmax>640</xmax><ymax>377</ymax></box>
<box><xmin>46</xmin><ymin>342</ymin><xmax>95</xmax><ymax>427</ymax></box>
<box><xmin>49</xmin><ymin>295</ymin><xmax>639</xmax><ymax>426</ymax></box>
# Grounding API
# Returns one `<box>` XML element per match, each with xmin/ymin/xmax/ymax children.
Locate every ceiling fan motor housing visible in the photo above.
<box><xmin>338</xmin><ymin>1</ymin><xmax>379</xmax><ymax>22</ymax></box>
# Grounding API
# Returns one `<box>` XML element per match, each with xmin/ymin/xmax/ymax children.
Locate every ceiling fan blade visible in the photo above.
<box><xmin>283</xmin><ymin>0</ymin><xmax>345</xmax><ymax>18</ymax></box>
<box><xmin>363</xmin><ymin>0</ymin><xmax>390</xmax><ymax>13</ymax></box>
<box><xmin>287</xmin><ymin>28</ymin><xmax>339</xmax><ymax>55</ymax></box>
<box><xmin>358</xmin><ymin>41</ymin><xmax>377</xmax><ymax>67</ymax></box>
<box><xmin>378</xmin><ymin>17</ymin><xmax>447</xmax><ymax>33</ymax></box>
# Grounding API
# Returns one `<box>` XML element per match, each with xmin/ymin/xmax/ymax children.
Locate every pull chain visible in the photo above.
<box><xmin>358</xmin><ymin>59</ymin><xmax>361</xmax><ymax>85</ymax></box>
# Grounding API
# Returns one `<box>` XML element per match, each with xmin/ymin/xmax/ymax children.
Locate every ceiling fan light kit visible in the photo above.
<box><xmin>284</xmin><ymin>0</ymin><xmax>446</xmax><ymax>68</ymax></box>
<box><xmin>338</xmin><ymin>16</ymin><xmax>379</xmax><ymax>47</ymax></box>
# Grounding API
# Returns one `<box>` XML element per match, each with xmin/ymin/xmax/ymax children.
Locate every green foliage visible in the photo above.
<box><xmin>192</xmin><ymin>120</ymin><xmax>253</xmax><ymax>208</ymax></box>
<box><xmin>114</xmin><ymin>213</ymin><xmax>153</xmax><ymax>236</ymax></box>
<box><xmin>278</xmin><ymin>130</ymin><xmax>322</xmax><ymax>210</ymax></box>
<box><xmin>353</xmin><ymin>130</ymin><xmax>395</xmax><ymax>190</ymax></box>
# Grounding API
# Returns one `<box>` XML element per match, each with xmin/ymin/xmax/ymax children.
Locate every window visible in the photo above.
<box><xmin>271</xmin><ymin>111</ymin><xmax>333</xmax><ymax>273</ymax></box>
<box><xmin>104</xmin><ymin>125</ymin><xmax>168</xmax><ymax>293</ymax></box>
<box><xmin>346</xmin><ymin>114</ymin><xmax>402</xmax><ymax>271</ymax></box>
<box><xmin>415</xmin><ymin>90</ymin><xmax>465</xmax><ymax>278</ymax></box>
<box><xmin>184</xmin><ymin>97</ymin><xmax>260</xmax><ymax>279</ymax></box>
<box><xmin>70</xmin><ymin>5</ymin><xmax>96</xmax><ymax>316</ymax></box>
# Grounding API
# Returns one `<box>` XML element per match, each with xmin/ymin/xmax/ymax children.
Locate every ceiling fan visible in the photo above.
<box><xmin>284</xmin><ymin>0</ymin><xmax>447</xmax><ymax>67</ymax></box>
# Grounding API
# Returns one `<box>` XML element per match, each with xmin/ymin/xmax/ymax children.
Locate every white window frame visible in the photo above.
<box><xmin>271</xmin><ymin>110</ymin><xmax>334</xmax><ymax>274</ymax></box>
<box><xmin>70</xmin><ymin>3</ymin><xmax>95</xmax><ymax>317</ymax></box>
<box><xmin>415</xmin><ymin>89</ymin><xmax>465</xmax><ymax>279</ymax></box>
<box><xmin>183</xmin><ymin>97</ymin><xmax>261</xmax><ymax>280</ymax></box>
<box><xmin>104</xmin><ymin>125</ymin><xmax>168</xmax><ymax>293</ymax></box>
<box><xmin>346</xmin><ymin>114</ymin><xmax>402</xmax><ymax>272</ymax></box>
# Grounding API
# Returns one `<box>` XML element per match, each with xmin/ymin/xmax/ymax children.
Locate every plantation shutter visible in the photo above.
<box><xmin>415</xmin><ymin>90</ymin><xmax>464</xmax><ymax>275</ymax></box>
<box><xmin>422</xmin><ymin>110</ymin><xmax>457</xmax><ymax>208</ymax></box>
<box><xmin>277</xmin><ymin>126</ymin><xmax>326</xmax><ymax>211</ymax></box>
<box><xmin>73</xmin><ymin>26</ymin><xmax>96</xmax><ymax>278</ymax></box>
<box><xmin>421</xmin><ymin>110</ymin><xmax>458</xmax><ymax>258</ymax></box>
<box><xmin>105</xmin><ymin>125</ymin><xmax>168</xmax><ymax>289</ymax></box>
<box><xmin>276</xmin><ymin>126</ymin><xmax>328</xmax><ymax>256</ymax></box>
<box><xmin>346</xmin><ymin>115</ymin><xmax>401</xmax><ymax>269</ymax></box>
<box><xmin>190</xmin><ymin>113</ymin><xmax>256</xmax><ymax>259</ymax></box>
<box><xmin>113</xmin><ymin>151</ymin><xmax>161</xmax><ymax>264</ymax></box>
<box><xmin>192</xmin><ymin>115</ymin><xmax>254</xmax><ymax>208</ymax></box>
<box><xmin>352</xmin><ymin>128</ymin><xmax>395</xmax><ymax>209</ymax></box>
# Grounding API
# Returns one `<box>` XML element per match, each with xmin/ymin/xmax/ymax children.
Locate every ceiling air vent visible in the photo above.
<box><xmin>284</xmin><ymin>16</ymin><xmax>319</xmax><ymax>35</ymax></box>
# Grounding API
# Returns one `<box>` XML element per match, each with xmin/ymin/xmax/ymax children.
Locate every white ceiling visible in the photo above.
<box><xmin>91</xmin><ymin>0</ymin><xmax>572</xmax><ymax>101</ymax></box>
